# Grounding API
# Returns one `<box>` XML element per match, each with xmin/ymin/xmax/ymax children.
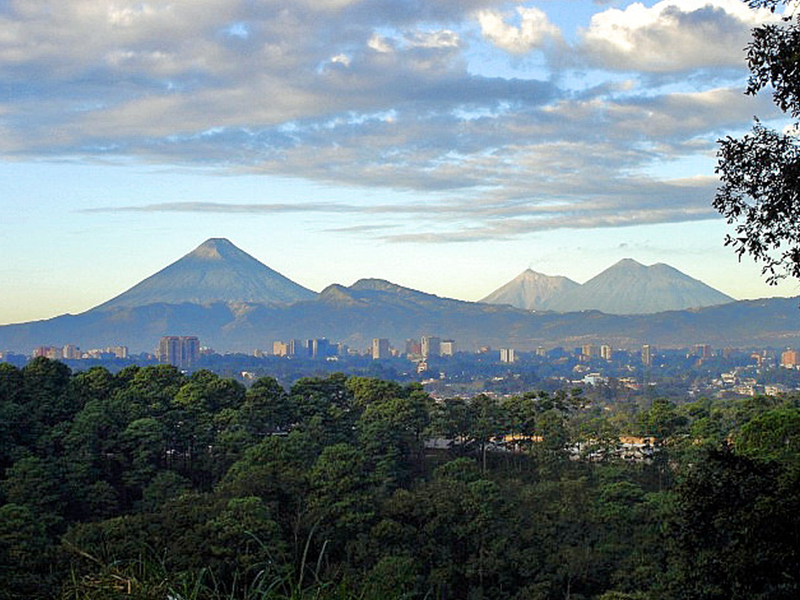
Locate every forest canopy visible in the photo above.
<box><xmin>1</xmin><ymin>358</ymin><xmax>799</xmax><ymax>600</ymax></box>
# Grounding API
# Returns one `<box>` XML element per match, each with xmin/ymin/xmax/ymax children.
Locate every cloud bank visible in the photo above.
<box><xmin>0</xmin><ymin>0</ymin><xmax>782</xmax><ymax>240</ymax></box>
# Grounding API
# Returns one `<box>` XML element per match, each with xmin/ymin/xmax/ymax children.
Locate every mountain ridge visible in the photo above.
<box><xmin>1</xmin><ymin>278</ymin><xmax>797</xmax><ymax>353</ymax></box>
<box><xmin>483</xmin><ymin>259</ymin><xmax>735</xmax><ymax>314</ymax></box>
<box><xmin>1</xmin><ymin>242</ymin><xmax>795</xmax><ymax>354</ymax></box>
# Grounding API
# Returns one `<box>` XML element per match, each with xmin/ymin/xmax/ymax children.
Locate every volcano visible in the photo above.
<box><xmin>94</xmin><ymin>238</ymin><xmax>315</xmax><ymax>310</ymax></box>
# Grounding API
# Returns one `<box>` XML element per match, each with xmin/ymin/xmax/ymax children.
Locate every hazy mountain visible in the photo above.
<box><xmin>1</xmin><ymin>277</ymin><xmax>797</xmax><ymax>354</ymax></box>
<box><xmin>1</xmin><ymin>242</ymin><xmax>792</xmax><ymax>355</ymax></box>
<box><xmin>95</xmin><ymin>238</ymin><xmax>315</xmax><ymax>310</ymax></box>
<box><xmin>546</xmin><ymin>259</ymin><xmax>735</xmax><ymax>314</ymax></box>
<box><xmin>481</xmin><ymin>269</ymin><xmax>580</xmax><ymax>310</ymax></box>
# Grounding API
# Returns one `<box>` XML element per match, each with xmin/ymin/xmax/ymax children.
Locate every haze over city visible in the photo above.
<box><xmin>2</xmin><ymin>0</ymin><xmax>799</xmax><ymax>326</ymax></box>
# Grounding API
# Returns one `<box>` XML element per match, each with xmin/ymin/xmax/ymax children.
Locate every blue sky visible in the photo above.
<box><xmin>1</xmin><ymin>0</ymin><xmax>798</xmax><ymax>325</ymax></box>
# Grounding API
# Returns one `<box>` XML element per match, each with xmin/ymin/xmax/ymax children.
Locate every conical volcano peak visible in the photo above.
<box><xmin>191</xmin><ymin>238</ymin><xmax>237</xmax><ymax>260</ymax></box>
<box><xmin>93</xmin><ymin>238</ymin><xmax>315</xmax><ymax>310</ymax></box>
<box><xmin>481</xmin><ymin>268</ymin><xmax>580</xmax><ymax>310</ymax></box>
<box><xmin>611</xmin><ymin>258</ymin><xmax>645</xmax><ymax>269</ymax></box>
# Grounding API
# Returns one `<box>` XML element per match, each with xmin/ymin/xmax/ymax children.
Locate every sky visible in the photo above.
<box><xmin>1</xmin><ymin>0</ymin><xmax>799</xmax><ymax>326</ymax></box>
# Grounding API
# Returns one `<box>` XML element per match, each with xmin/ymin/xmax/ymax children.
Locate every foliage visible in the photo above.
<box><xmin>714</xmin><ymin>0</ymin><xmax>800</xmax><ymax>284</ymax></box>
<box><xmin>2</xmin><ymin>358</ymin><xmax>799</xmax><ymax>599</ymax></box>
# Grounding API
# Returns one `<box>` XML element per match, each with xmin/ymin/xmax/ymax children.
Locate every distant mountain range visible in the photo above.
<box><xmin>481</xmin><ymin>259</ymin><xmax>735</xmax><ymax>314</ymax></box>
<box><xmin>0</xmin><ymin>239</ymin><xmax>797</xmax><ymax>353</ymax></box>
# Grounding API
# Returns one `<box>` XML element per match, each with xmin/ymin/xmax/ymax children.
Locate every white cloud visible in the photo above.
<box><xmin>406</xmin><ymin>30</ymin><xmax>460</xmax><ymax>49</ymax></box>
<box><xmin>367</xmin><ymin>33</ymin><xmax>394</xmax><ymax>53</ymax></box>
<box><xmin>477</xmin><ymin>6</ymin><xmax>561</xmax><ymax>54</ymax></box>
<box><xmin>0</xmin><ymin>0</ymin><xmax>782</xmax><ymax>242</ymax></box>
<box><xmin>581</xmin><ymin>0</ymin><xmax>777</xmax><ymax>72</ymax></box>
<box><xmin>331</xmin><ymin>53</ymin><xmax>352</xmax><ymax>67</ymax></box>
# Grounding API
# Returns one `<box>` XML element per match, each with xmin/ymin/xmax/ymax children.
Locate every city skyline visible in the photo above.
<box><xmin>2</xmin><ymin>0</ymin><xmax>800</xmax><ymax>326</ymax></box>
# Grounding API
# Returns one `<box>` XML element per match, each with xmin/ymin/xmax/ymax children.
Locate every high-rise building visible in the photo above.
<box><xmin>62</xmin><ymin>344</ymin><xmax>81</xmax><ymax>360</ymax></box>
<box><xmin>287</xmin><ymin>339</ymin><xmax>303</xmax><ymax>357</ymax></box>
<box><xmin>405</xmin><ymin>339</ymin><xmax>421</xmax><ymax>357</ymax></box>
<box><xmin>440</xmin><ymin>340</ymin><xmax>456</xmax><ymax>356</ymax></box>
<box><xmin>642</xmin><ymin>344</ymin><xmax>653</xmax><ymax>367</ymax></box>
<box><xmin>421</xmin><ymin>336</ymin><xmax>441</xmax><ymax>358</ymax></box>
<box><xmin>500</xmin><ymin>348</ymin><xmax>516</xmax><ymax>363</ymax></box>
<box><xmin>372</xmin><ymin>338</ymin><xmax>390</xmax><ymax>360</ymax></box>
<box><xmin>600</xmin><ymin>344</ymin><xmax>612</xmax><ymax>361</ymax></box>
<box><xmin>310</xmin><ymin>338</ymin><xmax>334</xmax><ymax>359</ymax></box>
<box><xmin>694</xmin><ymin>344</ymin><xmax>712</xmax><ymax>359</ymax></box>
<box><xmin>581</xmin><ymin>344</ymin><xmax>598</xmax><ymax>359</ymax></box>
<box><xmin>159</xmin><ymin>336</ymin><xmax>199</xmax><ymax>369</ymax></box>
<box><xmin>107</xmin><ymin>346</ymin><xmax>128</xmax><ymax>359</ymax></box>
<box><xmin>780</xmin><ymin>349</ymin><xmax>800</xmax><ymax>368</ymax></box>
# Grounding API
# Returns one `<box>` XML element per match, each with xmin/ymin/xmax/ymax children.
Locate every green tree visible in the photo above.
<box><xmin>664</xmin><ymin>447</ymin><xmax>800</xmax><ymax>599</ymax></box>
<box><xmin>238</xmin><ymin>376</ymin><xmax>295</xmax><ymax>439</ymax></box>
<box><xmin>3</xmin><ymin>456</ymin><xmax>67</xmax><ymax>533</ymax></box>
<box><xmin>0</xmin><ymin>363</ymin><xmax>28</xmax><ymax>471</ymax></box>
<box><xmin>21</xmin><ymin>357</ymin><xmax>75</xmax><ymax>433</ymax></box>
<box><xmin>713</xmin><ymin>0</ymin><xmax>800</xmax><ymax>284</ymax></box>
<box><xmin>357</xmin><ymin>391</ymin><xmax>431</xmax><ymax>490</ymax></box>
<box><xmin>736</xmin><ymin>406</ymin><xmax>800</xmax><ymax>467</ymax></box>
<box><xmin>291</xmin><ymin>374</ymin><xmax>358</xmax><ymax>446</ymax></box>
<box><xmin>308</xmin><ymin>443</ymin><xmax>375</xmax><ymax>564</ymax></box>
<box><xmin>0</xmin><ymin>503</ymin><xmax>56</xmax><ymax>599</ymax></box>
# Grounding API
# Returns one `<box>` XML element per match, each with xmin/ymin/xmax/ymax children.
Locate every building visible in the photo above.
<box><xmin>600</xmin><ymin>344</ymin><xmax>612</xmax><ymax>361</ymax></box>
<box><xmin>780</xmin><ymin>349</ymin><xmax>800</xmax><ymax>368</ymax></box>
<box><xmin>405</xmin><ymin>338</ymin><xmax>421</xmax><ymax>357</ymax></box>
<box><xmin>33</xmin><ymin>346</ymin><xmax>61</xmax><ymax>360</ymax></box>
<box><xmin>421</xmin><ymin>336</ymin><xmax>441</xmax><ymax>358</ymax></box>
<box><xmin>642</xmin><ymin>344</ymin><xmax>653</xmax><ymax>367</ymax></box>
<box><xmin>694</xmin><ymin>344</ymin><xmax>712</xmax><ymax>359</ymax></box>
<box><xmin>581</xmin><ymin>344</ymin><xmax>598</xmax><ymax>360</ymax></box>
<box><xmin>62</xmin><ymin>344</ymin><xmax>81</xmax><ymax>360</ymax></box>
<box><xmin>159</xmin><ymin>336</ymin><xmax>200</xmax><ymax>369</ymax></box>
<box><xmin>107</xmin><ymin>346</ymin><xmax>128</xmax><ymax>359</ymax></box>
<box><xmin>273</xmin><ymin>341</ymin><xmax>289</xmax><ymax>357</ymax></box>
<box><xmin>371</xmin><ymin>338</ymin><xmax>390</xmax><ymax>360</ymax></box>
<box><xmin>440</xmin><ymin>340</ymin><xmax>456</xmax><ymax>356</ymax></box>
<box><xmin>287</xmin><ymin>339</ymin><xmax>303</xmax><ymax>357</ymax></box>
<box><xmin>500</xmin><ymin>348</ymin><xmax>516</xmax><ymax>363</ymax></box>
<box><xmin>310</xmin><ymin>338</ymin><xmax>334</xmax><ymax>359</ymax></box>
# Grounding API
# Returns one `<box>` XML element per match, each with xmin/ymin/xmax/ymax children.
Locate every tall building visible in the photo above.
<box><xmin>107</xmin><ymin>346</ymin><xmax>128</xmax><ymax>359</ymax></box>
<box><xmin>287</xmin><ymin>339</ymin><xmax>303</xmax><ymax>357</ymax></box>
<box><xmin>642</xmin><ymin>344</ymin><xmax>653</xmax><ymax>367</ymax></box>
<box><xmin>34</xmin><ymin>346</ymin><xmax>61</xmax><ymax>360</ymax></box>
<box><xmin>780</xmin><ymin>349</ymin><xmax>800</xmax><ymax>368</ymax></box>
<box><xmin>581</xmin><ymin>344</ymin><xmax>598</xmax><ymax>360</ymax></box>
<box><xmin>62</xmin><ymin>344</ymin><xmax>81</xmax><ymax>360</ymax></box>
<box><xmin>159</xmin><ymin>336</ymin><xmax>200</xmax><ymax>369</ymax></box>
<box><xmin>440</xmin><ymin>340</ymin><xmax>456</xmax><ymax>356</ymax></box>
<box><xmin>421</xmin><ymin>336</ymin><xmax>441</xmax><ymax>358</ymax></box>
<box><xmin>500</xmin><ymin>348</ymin><xmax>516</xmax><ymax>363</ymax></box>
<box><xmin>600</xmin><ymin>344</ymin><xmax>612</xmax><ymax>361</ymax></box>
<box><xmin>694</xmin><ymin>344</ymin><xmax>712</xmax><ymax>359</ymax></box>
<box><xmin>405</xmin><ymin>338</ymin><xmax>421</xmax><ymax>357</ymax></box>
<box><xmin>310</xmin><ymin>338</ymin><xmax>334</xmax><ymax>359</ymax></box>
<box><xmin>372</xmin><ymin>338</ymin><xmax>390</xmax><ymax>360</ymax></box>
